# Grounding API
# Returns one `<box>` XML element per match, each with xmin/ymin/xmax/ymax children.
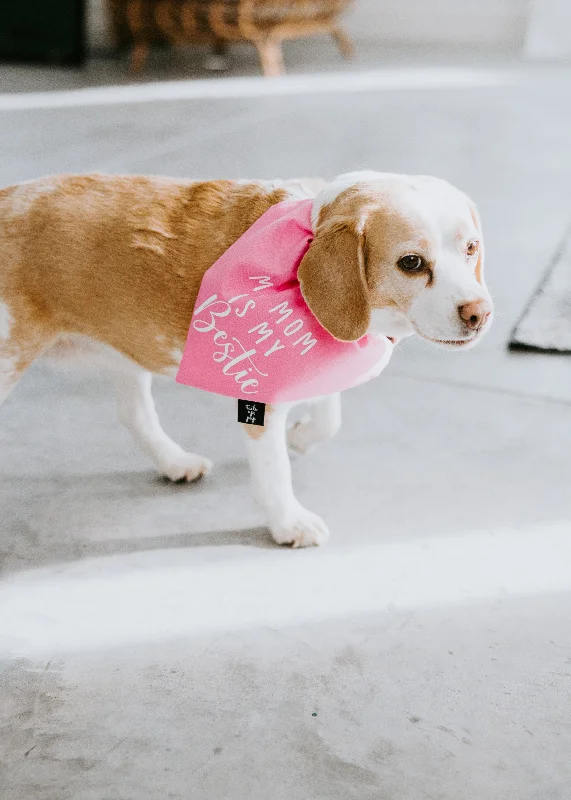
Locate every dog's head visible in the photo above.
<box><xmin>299</xmin><ymin>171</ymin><xmax>492</xmax><ymax>348</ymax></box>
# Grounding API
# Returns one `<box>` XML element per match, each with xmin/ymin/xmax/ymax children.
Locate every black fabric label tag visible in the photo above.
<box><xmin>237</xmin><ymin>400</ymin><xmax>266</xmax><ymax>426</ymax></box>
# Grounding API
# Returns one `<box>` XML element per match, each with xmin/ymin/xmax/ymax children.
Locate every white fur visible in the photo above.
<box><xmin>311</xmin><ymin>170</ymin><xmax>381</xmax><ymax>228</ymax></box>
<box><xmin>152</xmin><ymin>334</ymin><xmax>184</xmax><ymax>377</ymax></box>
<box><xmin>9</xmin><ymin>177</ymin><xmax>60</xmax><ymax>216</ymax></box>
<box><xmin>166</xmin><ymin>348</ymin><xmax>184</xmax><ymax>375</ymax></box>
<box><xmin>408</xmin><ymin>252</ymin><xmax>484</xmax><ymax>344</ymax></box>
<box><xmin>0</xmin><ymin>300</ymin><xmax>18</xmax><ymax>402</ymax></box>
<box><xmin>369</xmin><ymin>308</ymin><xmax>415</xmax><ymax>341</ymax></box>
<box><xmin>0</xmin><ymin>300</ymin><xmax>13</xmax><ymax>341</ymax></box>
<box><xmin>287</xmin><ymin>394</ymin><xmax>341</xmax><ymax>455</ymax></box>
<box><xmin>402</xmin><ymin>175</ymin><xmax>490</xmax><ymax>344</ymax></box>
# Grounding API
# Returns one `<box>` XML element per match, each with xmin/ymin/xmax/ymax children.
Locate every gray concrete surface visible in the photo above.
<box><xmin>2</xmin><ymin>62</ymin><xmax>571</xmax><ymax>799</ymax></box>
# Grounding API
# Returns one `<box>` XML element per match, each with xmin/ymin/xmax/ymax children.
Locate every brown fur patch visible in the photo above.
<box><xmin>298</xmin><ymin>215</ymin><xmax>369</xmax><ymax>342</ymax></box>
<box><xmin>0</xmin><ymin>185</ymin><xmax>60</xmax><ymax>387</ymax></box>
<box><xmin>365</xmin><ymin>206</ymin><xmax>436</xmax><ymax>309</ymax></box>
<box><xmin>0</xmin><ymin>175</ymin><xmax>289</xmax><ymax>376</ymax></box>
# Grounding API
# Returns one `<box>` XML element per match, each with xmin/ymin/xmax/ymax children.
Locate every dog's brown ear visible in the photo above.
<box><xmin>469</xmin><ymin>204</ymin><xmax>485</xmax><ymax>285</ymax></box>
<box><xmin>298</xmin><ymin>220</ymin><xmax>370</xmax><ymax>341</ymax></box>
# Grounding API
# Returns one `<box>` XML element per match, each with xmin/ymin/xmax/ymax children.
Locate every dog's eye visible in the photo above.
<box><xmin>398</xmin><ymin>254</ymin><xmax>424</xmax><ymax>273</ymax></box>
<box><xmin>466</xmin><ymin>240</ymin><xmax>479</xmax><ymax>257</ymax></box>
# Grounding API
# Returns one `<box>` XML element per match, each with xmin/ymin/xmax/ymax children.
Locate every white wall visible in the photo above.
<box><xmin>345</xmin><ymin>0</ymin><xmax>530</xmax><ymax>47</ymax></box>
<box><xmin>525</xmin><ymin>0</ymin><xmax>571</xmax><ymax>58</ymax></box>
<box><xmin>89</xmin><ymin>0</ymin><xmax>531</xmax><ymax>52</ymax></box>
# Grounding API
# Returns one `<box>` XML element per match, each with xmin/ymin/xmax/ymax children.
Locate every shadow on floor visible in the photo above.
<box><xmin>86</xmin><ymin>524</ymin><xmax>278</xmax><ymax>556</ymax></box>
<box><xmin>0</xmin><ymin>463</ymin><xmax>279</xmax><ymax>576</ymax></box>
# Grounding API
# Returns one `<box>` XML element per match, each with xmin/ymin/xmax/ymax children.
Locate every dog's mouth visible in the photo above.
<box><xmin>420</xmin><ymin>334</ymin><xmax>479</xmax><ymax>349</ymax></box>
<box><xmin>384</xmin><ymin>332</ymin><xmax>477</xmax><ymax>348</ymax></box>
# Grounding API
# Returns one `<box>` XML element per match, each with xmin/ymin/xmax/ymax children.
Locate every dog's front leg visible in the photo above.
<box><xmin>243</xmin><ymin>404</ymin><xmax>329</xmax><ymax>548</ymax></box>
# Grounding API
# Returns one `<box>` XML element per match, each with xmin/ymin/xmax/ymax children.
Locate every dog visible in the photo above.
<box><xmin>0</xmin><ymin>171</ymin><xmax>493</xmax><ymax>547</ymax></box>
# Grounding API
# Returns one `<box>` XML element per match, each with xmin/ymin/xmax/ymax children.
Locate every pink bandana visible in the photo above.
<box><xmin>176</xmin><ymin>199</ymin><xmax>392</xmax><ymax>403</ymax></box>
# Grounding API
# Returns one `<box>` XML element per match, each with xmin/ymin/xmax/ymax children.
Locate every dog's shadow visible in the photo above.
<box><xmin>88</xmin><ymin>522</ymin><xmax>278</xmax><ymax>558</ymax></box>
<box><xmin>1</xmin><ymin>460</ymin><xmax>281</xmax><ymax>574</ymax></box>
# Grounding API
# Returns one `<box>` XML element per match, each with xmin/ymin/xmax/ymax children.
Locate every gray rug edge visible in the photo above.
<box><xmin>509</xmin><ymin>222</ymin><xmax>571</xmax><ymax>354</ymax></box>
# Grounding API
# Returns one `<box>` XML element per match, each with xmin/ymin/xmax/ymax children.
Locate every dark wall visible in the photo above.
<box><xmin>0</xmin><ymin>0</ymin><xmax>85</xmax><ymax>65</ymax></box>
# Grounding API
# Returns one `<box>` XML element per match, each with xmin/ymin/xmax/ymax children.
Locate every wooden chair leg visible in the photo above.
<box><xmin>155</xmin><ymin>0</ymin><xmax>187</xmax><ymax>46</ymax></box>
<box><xmin>255</xmin><ymin>39</ymin><xmax>285</xmax><ymax>77</ymax></box>
<box><xmin>332</xmin><ymin>26</ymin><xmax>354</xmax><ymax>60</ymax></box>
<box><xmin>130</xmin><ymin>41</ymin><xmax>150</xmax><ymax>72</ymax></box>
<box><xmin>105</xmin><ymin>0</ymin><xmax>124</xmax><ymax>49</ymax></box>
<box><xmin>126</xmin><ymin>0</ymin><xmax>149</xmax><ymax>72</ymax></box>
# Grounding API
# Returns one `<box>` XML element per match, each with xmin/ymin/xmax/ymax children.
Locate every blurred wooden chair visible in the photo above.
<box><xmin>106</xmin><ymin>0</ymin><xmax>354</xmax><ymax>76</ymax></box>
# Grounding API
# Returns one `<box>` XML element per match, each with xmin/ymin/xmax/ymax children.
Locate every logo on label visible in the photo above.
<box><xmin>237</xmin><ymin>399</ymin><xmax>266</xmax><ymax>426</ymax></box>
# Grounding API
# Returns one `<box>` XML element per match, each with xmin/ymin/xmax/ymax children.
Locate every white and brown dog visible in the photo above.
<box><xmin>0</xmin><ymin>171</ymin><xmax>492</xmax><ymax>547</ymax></box>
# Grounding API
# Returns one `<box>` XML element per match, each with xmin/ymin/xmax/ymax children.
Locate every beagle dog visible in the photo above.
<box><xmin>0</xmin><ymin>171</ymin><xmax>492</xmax><ymax>547</ymax></box>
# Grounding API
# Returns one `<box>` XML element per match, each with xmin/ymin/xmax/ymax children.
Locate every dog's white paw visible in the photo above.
<box><xmin>158</xmin><ymin>450</ymin><xmax>213</xmax><ymax>483</ymax></box>
<box><xmin>270</xmin><ymin>507</ymin><xmax>330</xmax><ymax>548</ymax></box>
<box><xmin>287</xmin><ymin>416</ymin><xmax>317</xmax><ymax>455</ymax></box>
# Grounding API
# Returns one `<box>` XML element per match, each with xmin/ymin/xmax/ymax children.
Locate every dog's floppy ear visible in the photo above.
<box><xmin>469</xmin><ymin>203</ymin><xmax>485</xmax><ymax>285</ymax></box>
<box><xmin>298</xmin><ymin>219</ymin><xmax>370</xmax><ymax>341</ymax></box>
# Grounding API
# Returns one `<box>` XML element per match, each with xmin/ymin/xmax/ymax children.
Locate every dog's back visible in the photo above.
<box><xmin>0</xmin><ymin>174</ymin><xmax>297</xmax><ymax>378</ymax></box>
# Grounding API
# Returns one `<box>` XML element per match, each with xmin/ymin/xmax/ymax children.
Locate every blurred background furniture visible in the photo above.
<box><xmin>0</xmin><ymin>0</ymin><xmax>85</xmax><ymax>65</ymax></box>
<box><xmin>106</xmin><ymin>0</ymin><xmax>354</xmax><ymax>75</ymax></box>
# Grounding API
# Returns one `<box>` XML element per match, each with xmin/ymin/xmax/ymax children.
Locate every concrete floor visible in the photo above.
<box><xmin>2</xmin><ymin>56</ymin><xmax>571</xmax><ymax>799</ymax></box>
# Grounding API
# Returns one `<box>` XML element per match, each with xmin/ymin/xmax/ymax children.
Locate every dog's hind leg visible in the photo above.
<box><xmin>110</xmin><ymin>365</ymin><xmax>212</xmax><ymax>482</ymax></box>
<box><xmin>287</xmin><ymin>393</ymin><xmax>341</xmax><ymax>454</ymax></box>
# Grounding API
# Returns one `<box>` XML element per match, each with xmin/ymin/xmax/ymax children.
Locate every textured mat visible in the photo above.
<box><xmin>510</xmin><ymin>225</ymin><xmax>571</xmax><ymax>352</ymax></box>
